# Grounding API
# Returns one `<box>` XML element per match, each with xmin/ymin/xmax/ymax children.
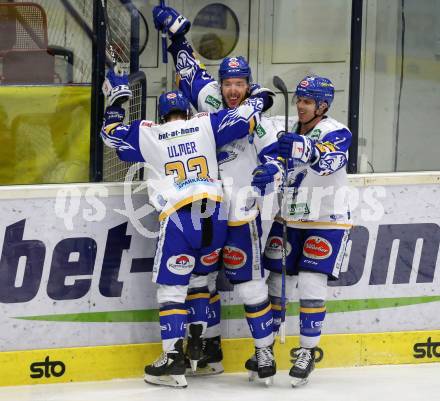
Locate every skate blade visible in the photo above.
<box><xmin>190</xmin><ymin>359</ymin><xmax>198</xmax><ymax>373</ymax></box>
<box><xmin>247</xmin><ymin>370</ymin><xmax>258</xmax><ymax>382</ymax></box>
<box><xmin>186</xmin><ymin>362</ymin><xmax>224</xmax><ymax>377</ymax></box>
<box><xmin>247</xmin><ymin>370</ymin><xmax>274</xmax><ymax>386</ymax></box>
<box><xmin>144</xmin><ymin>373</ymin><xmax>187</xmax><ymax>388</ymax></box>
<box><xmin>291</xmin><ymin>376</ymin><xmax>308</xmax><ymax>387</ymax></box>
<box><xmin>263</xmin><ymin>376</ymin><xmax>274</xmax><ymax>386</ymax></box>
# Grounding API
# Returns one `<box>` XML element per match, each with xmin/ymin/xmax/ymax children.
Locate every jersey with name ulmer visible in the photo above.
<box><xmin>101</xmin><ymin>102</ymin><xmax>262</xmax><ymax>220</ymax></box>
<box><xmin>104</xmin><ymin>115</ymin><xmax>221</xmax><ymax>220</ymax></box>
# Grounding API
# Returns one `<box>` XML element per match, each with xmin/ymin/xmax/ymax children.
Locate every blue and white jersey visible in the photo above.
<box><xmin>260</xmin><ymin>115</ymin><xmax>353</xmax><ymax>229</ymax></box>
<box><xmin>101</xmin><ymin>101</ymin><xmax>262</xmax><ymax>220</ymax></box>
<box><xmin>169</xmin><ymin>36</ymin><xmax>279</xmax><ymax>225</ymax></box>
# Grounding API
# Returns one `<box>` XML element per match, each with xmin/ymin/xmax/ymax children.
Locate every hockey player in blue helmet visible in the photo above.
<box><xmin>217</xmin><ymin>56</ymin><xmax>253</xmax><ymax>108</ymax></box>
<box><xmin>294</xmin><ymin>75</ymin><xmax>335</xmax><ymax>128</ymax></box>
<box><xmin>251</xmin><ymin>74</ymin><xmax>352</xmax><ymax>387</ymax></box>
<box><xmin>158</xmin><ymin>90</ymin><xmax>191</xmax><ymax>122</ymax></box>
<box><xmin>153</xmin><ymin>4</ymin><xmax>279</xmax><ymax>385</ymax></box>
<box><xmin>101</xmin><ymin>68</ymin><xmax>266</xmax><ymax>388</ymax></box>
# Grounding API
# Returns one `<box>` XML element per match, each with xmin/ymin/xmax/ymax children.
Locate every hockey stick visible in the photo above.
<box><xmin>100</xmin><ymin>0</ymin><xmax>124</xmax><ymax>73</ymax></box>
<box><xmin>159</xmin><ymin>0</ymin><xmax>168</xmax><ymax>63</ymax></box>
<box><xmin>272</xmin><ymin>75</ymin><xmax>289</xmax><ymax>344</ymax></box>
<box><xmin>101</xmin><ymin>0</ymin><xmax>116</xmax><ymax>68</ymax></box>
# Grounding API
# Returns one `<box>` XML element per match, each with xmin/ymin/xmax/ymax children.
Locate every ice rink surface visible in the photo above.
<box><xmin>1</xmin><ymin>363</ymin><xmax>439</xmax><ymax>401</ymax></box>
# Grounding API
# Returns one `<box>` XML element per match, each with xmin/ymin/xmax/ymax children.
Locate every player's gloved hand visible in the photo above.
<box><xmin>104</xmin><ymin>105</ymin><xmax>125</xmax><ymax>126</ymax></box>
<box><xmin>251</xmin><ymin>160</ymin><xmax>283</xmax><ymax>196</ymax></box>
<box><xmin>102</xmin><ymin>66</ymin><xmax>132</xmax><ymax>106</ymax></box>
<box><xmin>278</xmin><ymin>131</ymin><xmax>318</xmax><ymax>164</ymax></box>
<box><xmin>249</xmin><ymin>84</ymin><xmax>275</xmax><ymax>112</ymax></box>
<box><xmin>152</xmin><ymin>6</ymin><xmax>191</xmax><ymax>38</ymax></box>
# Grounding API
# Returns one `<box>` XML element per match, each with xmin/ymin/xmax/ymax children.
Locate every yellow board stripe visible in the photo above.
<box><xmin>209</xmin><ymin>294</ymin><xmax>221</xmax><ymax>304</ymax></box>
<box><xmin>271</xmin><ymin>304</ymin><xmax>282</xmax><ymax>311</ymax></box>
<box><xmin>245</xmin><ymin>304</ymin><xmax>271</xmax><ymax>319</ymax></box>
<box><xmin>186</xmin><ymin>293</ymin><xmax>210</xmax><ymax>301</ymax></box>
<box><xmin>300</xmin><ymin>306</ymin><xmax>326</xmax><ymax>314</ymax></box>
<box><xmin>1</xmin><ymin>330</ymin><xmax>440</xmax><ymax>386</ymax></box>
<box><xmin>158</xmin><ymin>309</ymin><xmax>187</xmax><ymax>317</ymax></box>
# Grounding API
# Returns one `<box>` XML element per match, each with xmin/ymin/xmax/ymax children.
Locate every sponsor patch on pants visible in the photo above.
<box><xmin>303</xmin><ymin>236</ymin><xmax>332</xmax><ymax>259</ymax></box>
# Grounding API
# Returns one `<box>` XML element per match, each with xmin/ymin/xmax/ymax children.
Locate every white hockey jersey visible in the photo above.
<box><xmin>260</xmin><ymin>115</ymin><xmax>353</xmax><ymax>230</ymax></box>
<box><xmin>101</xmin><ymin>101</ymin><xmax>262</xmax><ymax>220</ymax></box>
<box><xmin>169</xmin><ymin>38</ymin><xmax>279</xmax><ymax>225</ymax></box>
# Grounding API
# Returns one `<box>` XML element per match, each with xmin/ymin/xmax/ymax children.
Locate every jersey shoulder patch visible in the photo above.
<box><xmin>204</xmin><ymin>94</ymin><xmax>222</xmax><ymax>109</ymax></box>
<box><xmin>141</xmin><ymin>120</ymin><xmax>156</xmax><ymax>127</ymax></box>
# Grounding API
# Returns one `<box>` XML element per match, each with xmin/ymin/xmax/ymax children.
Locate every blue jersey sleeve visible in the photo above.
<box><xmin>100</xmin><ymin>105</ymin><xmax>145</xmax><ymax>162</ymax></box>
<box><xmin>310</xmin><ymin>128</ymin><xmax>352</xmax><ymax>175</ymax></box>
<box><xmin>209</xmin><ymin>98</ymin><xmax>264</xmax><ymax>147</ymax></box>
<box><xmin>168</xmin><ymin>35</ymin><xmax>218</xmax><ymax>110</ymax></box>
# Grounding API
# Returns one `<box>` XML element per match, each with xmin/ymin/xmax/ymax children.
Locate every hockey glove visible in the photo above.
<box><xmin>102</xmin><ymin>67</ymin><xmax>132</xmax><ymax>106</ymax></box>
<box><xmin>251</xmin><ymin>160</ymin><xmax>284</xmax><ymax>196</ymax></box>
<box><xmin>249</xmin><ymin>84</ymin><xmax>275</xmax><ymax>112</ymax></box>
<box><xmin>152</xmin><ymin>6</ymin><xmax>191</xmax><ymax>38</ymax></box>
<box><xmin>278</xmin><ymin>132</ymin><xmax>318</xmax><ymax>164</ymax></box>
<box><xmin>104</xmin><ymin>105</ymin><xmax>125</xmax><ymax>126</ymax></box>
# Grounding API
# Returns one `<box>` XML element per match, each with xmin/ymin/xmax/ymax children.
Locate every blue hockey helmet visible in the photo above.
<box><xmin>158</xmin><ymin>90</ymin><xmax>191</xmax><ymax>122</ymax></box>
<box><xmin>295</xmin><ymin>75</ymin><xmax>334</xmax><ymax>108</ymax></box>
<box><xmin>218</xmin><ymin>56</ymin><xmax>252</xmax><ymax>82</ymax></box>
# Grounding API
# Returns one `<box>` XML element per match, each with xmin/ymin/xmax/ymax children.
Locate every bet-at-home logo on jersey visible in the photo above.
<box><xmin>205</xmin><ymin>95</ymin><xmax>221</xmax><ymax>109</ymax></box>
<box><xmin>255</xmin><ymin>124</ymin><xmax>266</xmax><ymax>138</ymax></box>
<box><xmin>289</xmin><ymin>202</ymin><xmax>310</xmax><ymax>216</ymax></box>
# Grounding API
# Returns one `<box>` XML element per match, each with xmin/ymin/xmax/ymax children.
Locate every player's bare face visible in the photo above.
<box><xmin>296</xmin><ymin>97</ymin><xmax>320</xmax><ymax>124</ymax></box>
<box><xmin>221</xmin><ymin>78</ymin><xmax>249</xmax><ymax>108</ymax></box>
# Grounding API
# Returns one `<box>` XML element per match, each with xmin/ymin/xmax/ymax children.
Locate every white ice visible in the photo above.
<box><xmin>0</xmin><ymin>364</ymin><xmax>439</xmax><ymax>401</ymax></box>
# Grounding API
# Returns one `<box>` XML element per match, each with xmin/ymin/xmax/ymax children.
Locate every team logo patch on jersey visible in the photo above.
<box><xmin>205</xmin><ymin>95</ymin><xmax>221</xmax><ymax>109</ymax></box>
<box><xmin>166</xmin><ymin>92</ymin><xmax>177</xmax><ymax>99</ymax></box>
<box><xmin>299</xmin><ymin>80</ymin><xmax>310</xmax><ymax>87</ymax></box>
<box><xmin>303</xmin><ymin>236</ymin><xmax>332</xmax><ymax>260</ymax></box>
<box><xmin>264</xmin><ymin>236</ymin><xmax>292</xmax><ymax>259</ymax></box>
<box><xmin>167</xmin><ymin>254</ymin><xmax>195</xmax><ymax>275</ymax></box>
<box><xmin>228</xmin><ymin>59</ymin><xmax>240</xmax><ymax>68</ymax></box>
<box><xmin>223</xmin><ymin>246</ymin><xmax>247</xmax><ymax>269</ymax></box>
<box><xmin>201</xmin><ymin>248</ymin><xmax>221</xmax><ymax>266</ymax></box>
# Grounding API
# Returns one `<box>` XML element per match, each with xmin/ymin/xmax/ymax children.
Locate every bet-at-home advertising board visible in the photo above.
<box><xmin>0</xmin><ymin>173</ymin><xmax>439</xmax><ymax>385</ymax></box>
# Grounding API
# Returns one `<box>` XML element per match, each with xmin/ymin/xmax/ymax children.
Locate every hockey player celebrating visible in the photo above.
<box><xmin>251</xmin><ymin>75</ymin><xmax>352</xmax><ymax>386</ymax></box>
<box><xmin>152</xmin><ymin>5</ymin><xmax>279</xmax><ymax>383</ymax></box>
<box><xmin>101</xmin><ymin>68</ymin><xmax>266</xmax><ymax>388</ymax></box>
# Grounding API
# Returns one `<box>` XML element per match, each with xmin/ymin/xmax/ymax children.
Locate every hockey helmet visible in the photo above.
<box><xmin>218</xmin><ymin>56</ymin><xmax>252</xmax><ymax>82</ymax></box>
<box><xmin>158</xmin><ymin>90</ymin><xmax>191</xmax><ymax>122</ymax></box>
<box><xmin>295</xmin><ymin>75</ymin><xmax>334</xmax><ymax>108</ymax></box>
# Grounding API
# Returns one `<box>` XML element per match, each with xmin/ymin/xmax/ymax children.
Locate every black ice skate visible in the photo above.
<box><xmin>289</xmin><ymin>347</ymin><xmax>315</xmax><ymax>387</ymax></box>
<box><xmin>244</xmin><ymin>353</ymin><xmax>257</xmax><ymax>374</ymax></box>
<box><xmin>186</xmin><ymin>324</ymin><xmax>203</xmax><ymax>373</ymax></box>
<box><xmin>144</xmin><ymin>339</ymin><xmax>187</xmax><ymax>388</ymax></box>
<box><xmin>186</xmin><ymin>335</ymin><xmax>224</xmax><ymax>376</ymax></box>
<box><xmin>247</xmin><ymin>345</ymin><xmax>276</xmax><ymax>386</ymax></box>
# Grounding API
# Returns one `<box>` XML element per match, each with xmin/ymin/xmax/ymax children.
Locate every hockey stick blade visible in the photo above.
<box><xmin>273</xmin><ymin>75</ymin><xmax>288</xmax><ymax>96</ymax></box>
